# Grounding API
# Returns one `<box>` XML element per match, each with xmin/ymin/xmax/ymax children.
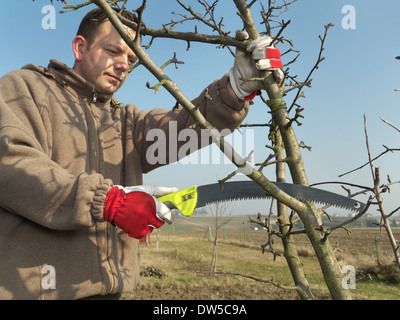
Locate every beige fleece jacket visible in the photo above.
<box><xmin>0</xmin><ymin>59</ymin><xmax>248</xmax><ymax>299</ymax></box>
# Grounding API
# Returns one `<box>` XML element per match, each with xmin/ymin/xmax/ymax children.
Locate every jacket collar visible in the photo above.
<box><xmin>23</xmin><ymin>59</ymin><xmax>116</xmax><ymax>104</ymax></box>
<box><xmin>48</xmin><ymin>59</ymin><xmax>114</xmax><ymax>103</ymax></box>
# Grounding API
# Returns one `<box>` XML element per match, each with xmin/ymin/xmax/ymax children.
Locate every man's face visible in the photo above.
<box><xmin>73</xmin><ymin>21</ymin><xmax>138</xmax><ymax>95</ymax></box>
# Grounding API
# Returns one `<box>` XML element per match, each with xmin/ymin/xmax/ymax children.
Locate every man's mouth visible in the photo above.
<box><xmin>106</xmin><ymin>74</ymin><xmax>121</xmax><ymax>82</ymax></box>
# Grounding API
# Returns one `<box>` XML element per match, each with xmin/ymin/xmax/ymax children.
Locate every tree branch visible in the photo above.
<box><xmin>91</xmin><ymin>0</ymin><xmax>308</xmax><ymax>217</ymax></box>
<box><xmin>196</xmin><ymin>270</ymin><xmax>297</xmax><ymax>291</ymax></box>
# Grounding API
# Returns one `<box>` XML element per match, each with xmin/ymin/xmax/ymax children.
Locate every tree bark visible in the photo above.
<box><xmin>233</xmin><ymin>0</ymin><xmax>351</xmax><ymax>300</ymax></box>
<box><xmin>274</xmin><ymin>129</ymin><xmax>314</xmax><ymax>300</ymax></box>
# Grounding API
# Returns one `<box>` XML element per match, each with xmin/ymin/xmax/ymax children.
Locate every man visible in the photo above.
<box><xmin>0</xmin><ymin>8</ymin><xmax>282</xmax><ymax>299</ymax></box>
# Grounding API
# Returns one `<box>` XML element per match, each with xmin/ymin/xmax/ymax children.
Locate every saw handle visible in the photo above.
<box><xmin>157</xmin><ymin>186</ymin><xmax>198</xmax><ymax>217</ymax></box>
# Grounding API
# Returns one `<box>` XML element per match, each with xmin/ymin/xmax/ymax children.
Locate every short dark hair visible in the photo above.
<box><xmin>76</xmin><ymin>7</ymin><xmax>139</xmax><ymax>46</ymax></box>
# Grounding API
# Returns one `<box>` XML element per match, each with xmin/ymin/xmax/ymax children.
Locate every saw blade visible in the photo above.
<box><xmin>196</xmin><ymin>181</ymin><xmax>365</xmax><ymax>213</ymax></box>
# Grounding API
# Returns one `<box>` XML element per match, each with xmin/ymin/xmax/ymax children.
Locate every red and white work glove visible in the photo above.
<box><xmin>103</xmin><ymin>185</ymin><xmax>178</xmax><ymax>239</ymax></box>
<box><xmin>229</xmin><ymin>34</ymin><xmax>284</xmax><ymax>101</ymax></box>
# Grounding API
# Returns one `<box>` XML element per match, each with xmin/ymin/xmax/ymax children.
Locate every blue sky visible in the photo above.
<box><xmin>1</xmin><ymin>0</ymin><xmax>400</xmax><ymax>216</ymax></box>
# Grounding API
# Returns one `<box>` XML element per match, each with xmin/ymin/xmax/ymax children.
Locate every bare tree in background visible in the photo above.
<box><xmin>338</xmin><ymin>116</ymin><xmax>400</xmax><ymax>268</ymax></box>
<box><xmin>208</xmin><ymin>202</ymin><xmax>232</xmax><ymax>273</ymax></box>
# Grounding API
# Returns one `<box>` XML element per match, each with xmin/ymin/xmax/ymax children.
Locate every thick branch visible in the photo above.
<box><xmin>233</xmin><ymin>0</ymin><xmax>351</xmax><ymax>300</ymax></box>
<box><xmin>118</xmin><ymin>14</ymin><xmax>247</xmax><ymax>50</ymax></box>
<box><xmin>91</xmin><ymin>0</ymin><xmax>307</xmax><ymax>216</ymax></box>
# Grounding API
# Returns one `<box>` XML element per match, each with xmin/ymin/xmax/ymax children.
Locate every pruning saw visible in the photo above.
<box><xmin>157</xmin><ymin>181</ymin><xmax>366</xmax><ymax>223</ymax></box>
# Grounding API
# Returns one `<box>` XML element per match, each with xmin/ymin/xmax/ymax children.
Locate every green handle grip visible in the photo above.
<box><xmin>157</xmin><ymin>186</ymin><xmax>197</xmax><ymax>217</ymax></box>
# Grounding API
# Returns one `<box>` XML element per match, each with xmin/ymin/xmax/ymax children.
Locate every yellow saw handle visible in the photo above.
<box><xmin>157</xmin><ymin>186</ymin><xmax>198</xmax><ymax>217</ymax></box>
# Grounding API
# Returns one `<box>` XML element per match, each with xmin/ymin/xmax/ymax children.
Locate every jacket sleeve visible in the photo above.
<box><xmin>0</xmin><ymin>71</ymin><xmax>112</xmax><ymax>230</ymax></box>
<box><xmin>130</xmin><ymin>74</ymin><xmax>250</xmax><ymax>173</ymax></box>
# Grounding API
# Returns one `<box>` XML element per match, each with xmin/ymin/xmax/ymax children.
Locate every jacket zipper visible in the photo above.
<box><xmin>89</xmin><ymin>92</ymin><xmax>115</xmax><ymax>294</ymax></box>
<box><xmin>90</xmin><ymin>92</ymin><xmax>101</xmax><ymax>174</ymax></box>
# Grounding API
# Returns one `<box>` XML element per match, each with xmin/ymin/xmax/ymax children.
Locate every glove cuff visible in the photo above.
<box><xmin>244</xmin><ymin>91</ymin><xmax>258</xmax><ymax>101</ymax></box>
<box><xmin>229</xmin><ymin>68</ymin><xmax>254</xmax><ymax>101</ymax></box>
<box><xmin>103</xmin><ymin>186</ymin><xmax>122</xmax><ymax>223</ymax></box>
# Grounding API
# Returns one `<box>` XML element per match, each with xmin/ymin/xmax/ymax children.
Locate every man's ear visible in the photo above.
<box><xmin>72</xmin><ymin>35</ymin><xmax>86</xmax><ymax>62</ymax></box>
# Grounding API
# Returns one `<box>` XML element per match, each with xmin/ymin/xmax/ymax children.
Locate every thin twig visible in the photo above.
<box><xmin>381</xmin><ymin>117</ymin><xmax>400</xmax><ymax>133</ymax></box>
<box><xmin>196</xmin><ymin>271</ymin><xmax>297</xmax><ymax>290</ymax></box>
<box><xmin>339</xmin><ymin>145</ymin><xmax>400</xmax><ymax>177</ymax></box>
<box><xmin>287</xmin><ymin>23</ymin><xmax>333</xmax><ymax>113</ymax></box>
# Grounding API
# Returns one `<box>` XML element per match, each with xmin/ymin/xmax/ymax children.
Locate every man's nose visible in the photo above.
<box><xmin>115</xmin><ymin>55</ymin><xmax>130</xmax><ymax>72</ymax></box>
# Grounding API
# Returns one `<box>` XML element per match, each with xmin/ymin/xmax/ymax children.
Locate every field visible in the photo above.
<box><xmin>121</xmin><ymin>215</ymin><xmax>400</xmax><ymax>300</ymax></box>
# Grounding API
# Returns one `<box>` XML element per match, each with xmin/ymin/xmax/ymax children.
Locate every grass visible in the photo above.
<box><xmin>121</xmin><ymin>217</ymin><xmax>400</xmax><ymax>300</ymax></box>
<box><xmin>128</xmin><ymin>238</ymin><xmax>302</xmax><ymax>300</ymax></box>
